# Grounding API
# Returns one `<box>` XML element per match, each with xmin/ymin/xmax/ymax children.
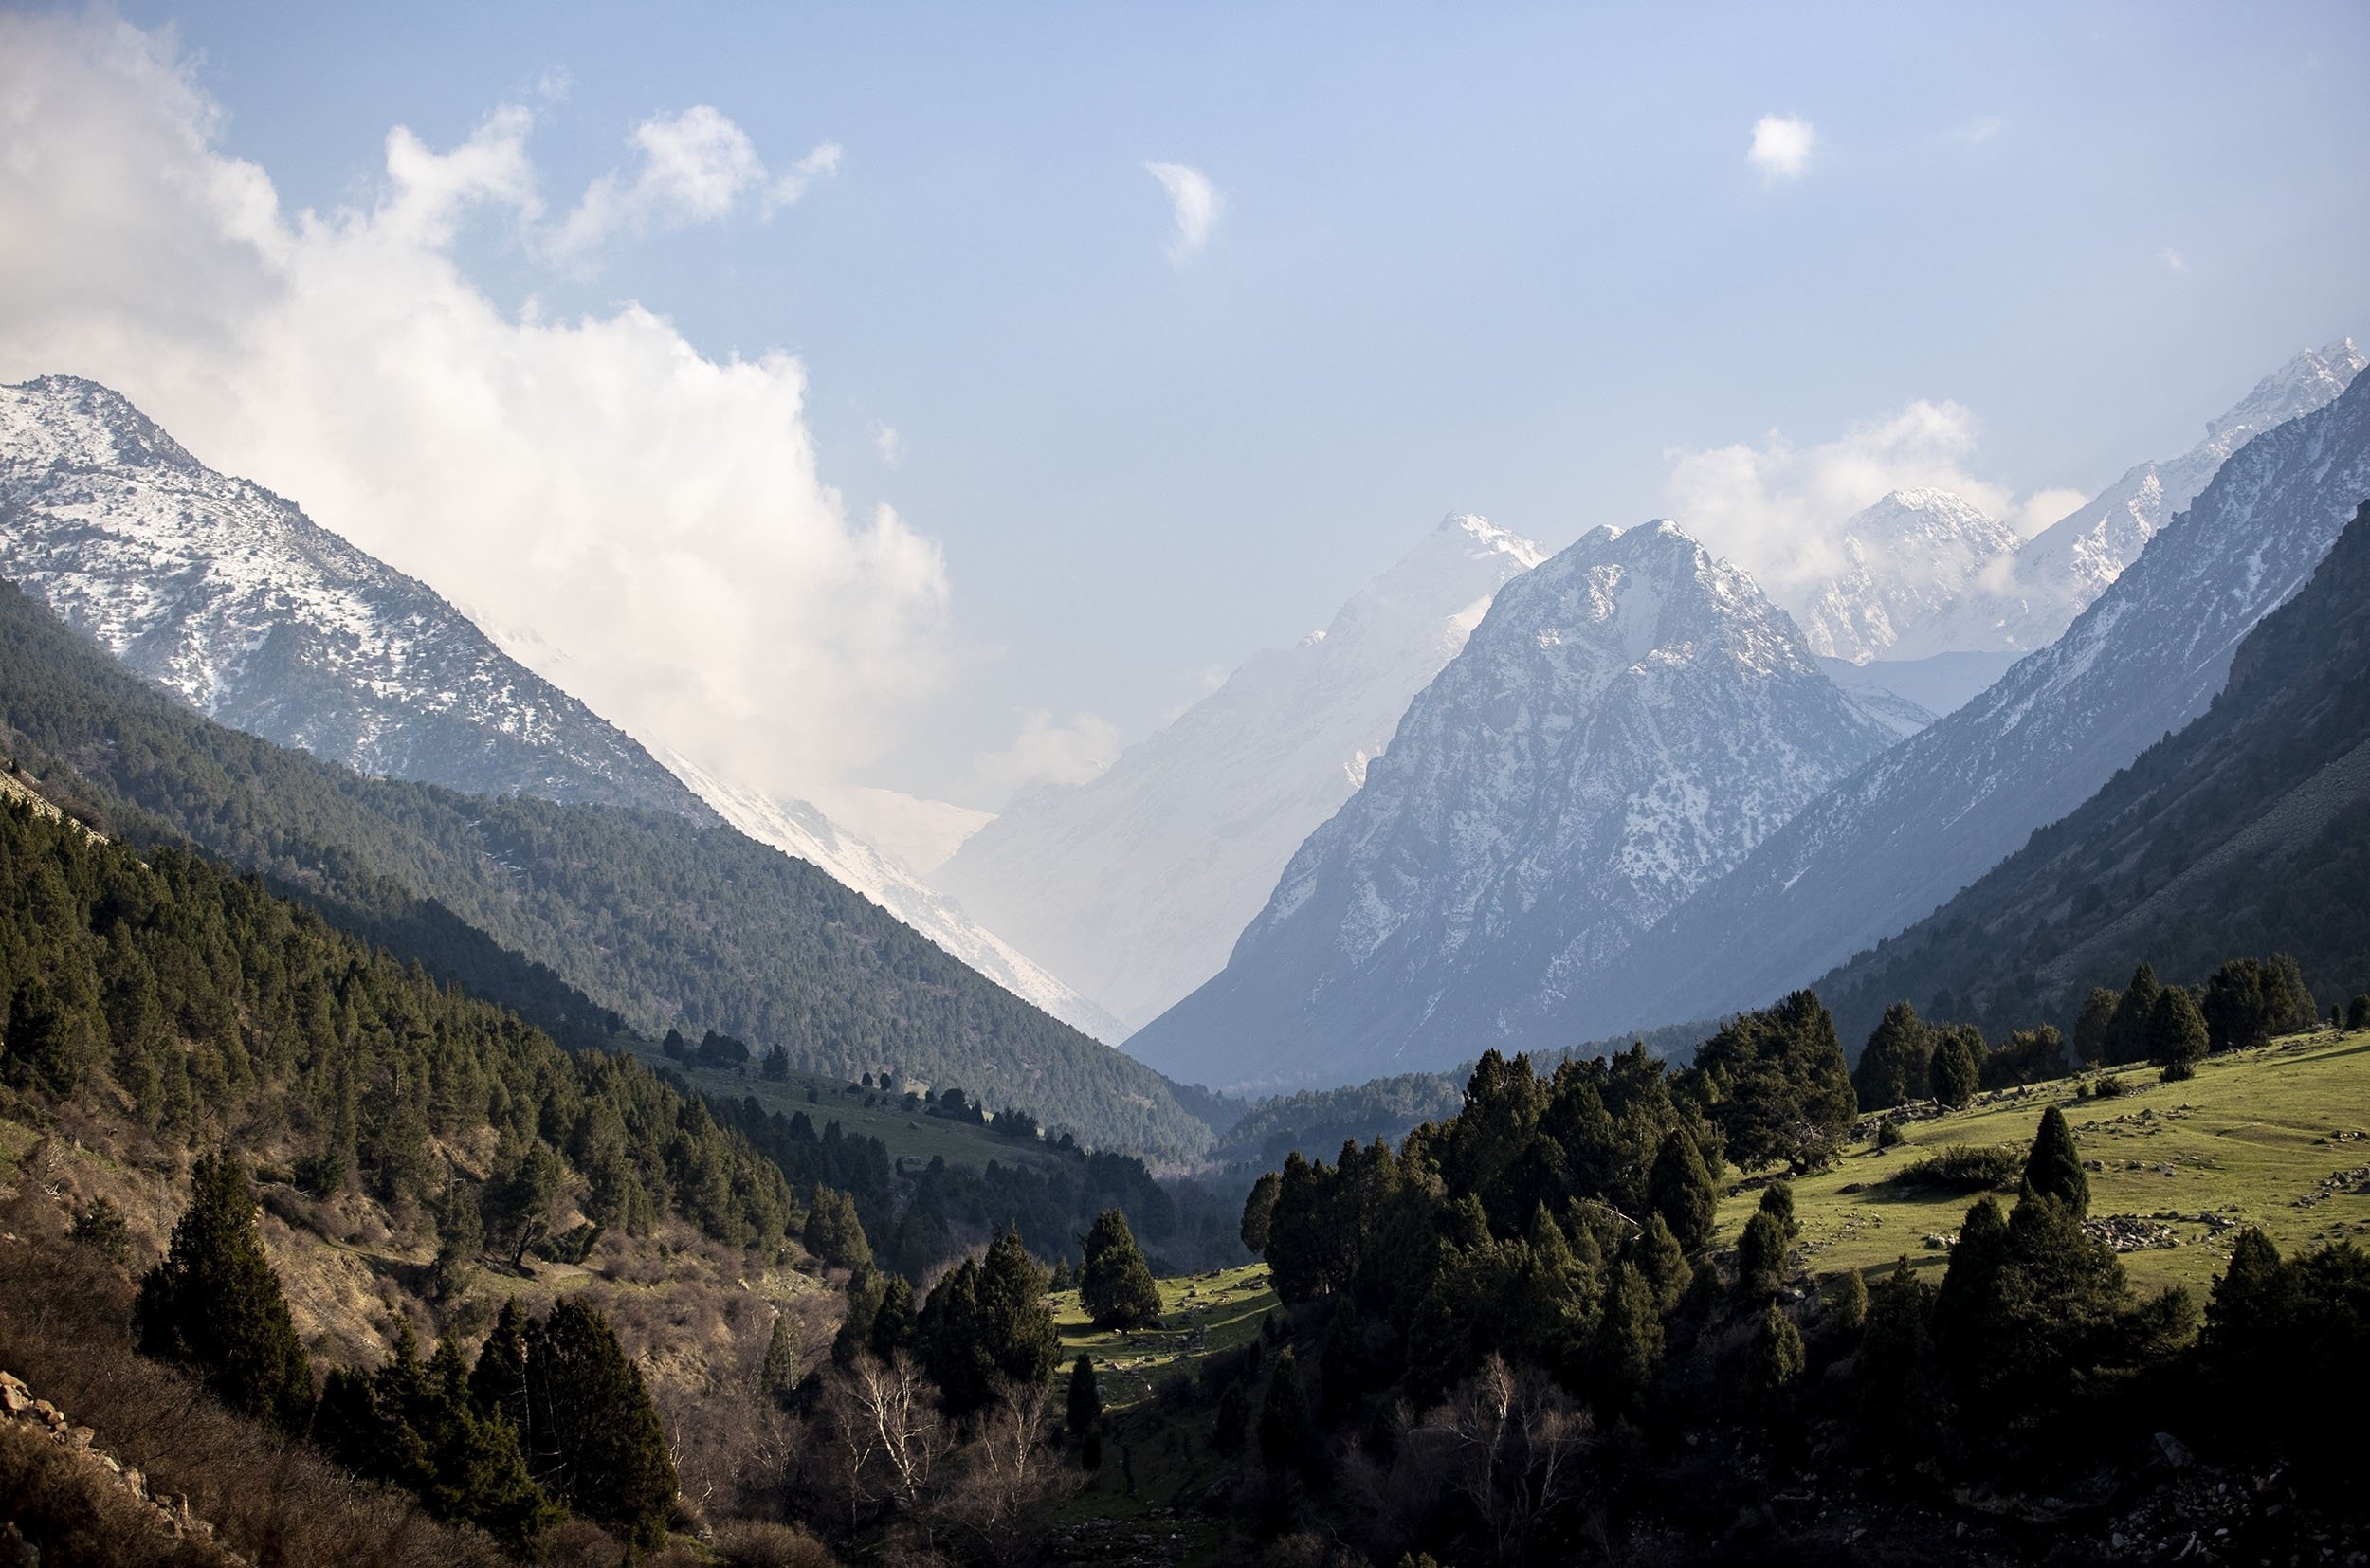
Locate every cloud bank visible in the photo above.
<box><xmin>0</xmin><ymin>12</ymin><xmax>935</xmax><ymax>800</ymax></box>
<box><xmin>1665</xmin><ymin>400</ymin><xmax>2076</xmax><ymax>591</ymax></box>
<box><xmin>1747</xmin><ymin>114</ymin><xmax>1816</xmax><ymax>180</ymax></box>
<box><xmin>1145</xmin><ymin>161</ymin><xmax>1221</xmax><ymax>263</ymax></box>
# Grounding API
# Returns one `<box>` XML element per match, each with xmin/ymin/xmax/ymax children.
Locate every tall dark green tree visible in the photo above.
<box><xmin>1255</xmin><ymin>1348</ymin><xmax>1311</xmax><ymax>1476</ymax></box>
<box><xmin>760</xmin><ymin>1313</ymin><xmax>802</xmax><ymax>1403</ymax></box>
<box><xmin>1851</xmin><ymin>1001</ymin><xmax>1933</xmax><ymax>1111</ymax></box>
<box><xmin>1744</xmin><ymin>1303</ymin><xmax>1805</xmax><ymax>1414</ymax></box>
<box><xmin>1240</xmin><ymin>1170</ymin><xmax>1281</xmax><ymax>1255</ymax></box>
<box><xmin>1927</xmin><ymin>1027</ymin><xmax>1981</xmax><ymax>1109</ymax></box>
<box><xmin>1594</xmin><ymin>1261</ymin><xmax>1663</xmax><ymax>1412</ymax></box>
<box><xmin>481</xmin><ymin>1140</ymin><xmax>561</xmax><ymax>1269</ymax></box>
<box><xmin>1689</xmin><ymin>991</ymin><xmax>1856</xmax><ymax>1173</ymax></box>
<box><xmin>522</xmin><ymin>1299</ymin><xmax>678</xmax><ymax>1548</ymax></box>
<box><xmin>2150</xmin><ymin>987</ymin><xmax>2210</xmax><ymax>1081</ymax></box>
<box><xmin>2103</xmin><ymin>963</ymin><xmax>2162</xmax><ymax>1066</ymax></box>
<box><xmin>802</xmin><ymin>1186</ymin><xmax>872</xmax><ymax>1272</ymax></box>
<box><xmin>1079</xmin><ymin>1208</ymin><xmax>1163</xmax><ymax>1330</ymax></box>
<box><xmin>1647</xmin><ymin>1127</ymin><xmax>1718</xmax><ymax>1253</ymax></box>
<box><xmin>1736</xmin><ymin>1211</ymin><xmax>1787</xmax><ymax>1300</ymax></box>
<box><xmin>470</xmin><ymin>1297</ymin><xmax>532</xmax><ymax>1434</ymax></box>
<box><xmin>2073</xmin><ymin>987</ymin><xmax>2120</xmax><ymax>1066</ymax></box>
<box><xmin>133</xmin><ymin>1151</ymin><xmax>314</xmax><ymax>1436</ymax></box>
<box><xmin>2021</xmin><ymin>1106</ymin><xmax>2087</xmax><ymax>1216</ymax></box>
<box><xmin>1066</xmin><ymin>1353</ymin><xmax>1101</xmax><ymax>1439</ymax></box>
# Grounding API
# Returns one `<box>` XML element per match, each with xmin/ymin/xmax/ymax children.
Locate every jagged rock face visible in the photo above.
<box><xmin>1792</xmin><ymin>489</ymin><xmax>2023</xmax><ymax>664</ymax></box>
<box><xmin>933</xmin><ymin>512</ymin><xmax>1546</xmax><ymax>1033</ymax></box>
<box><xmin>1615</xmin><ymin>357</ymin><xmax>2370</xmax><ymax>1032</ymax></box>
<box><xmin>0</xmin><ymin>375</ymin><xmax>712</xmax><ymax>820</ymax></box>
<box><xmin>1127</xmin><ymin>520</ymin><xmax>1899</xmax><ymax>1091</ymax></box>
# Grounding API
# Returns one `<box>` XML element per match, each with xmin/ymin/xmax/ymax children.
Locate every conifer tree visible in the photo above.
<box><xmin>1240</xmin><ymin>1170</ymin><xmax>1281</xmax><ymax>1254</ymax></box>
<box><xmin>1595</xmin><ymin>1261</ymin><xmax>1663</xmax><ymax>1411</ymax></box>
<box><xmin>1758</xmin><ymin>1181</ymin><xmax>1797</xmax><ymax>1237</ymax></box>
<box><xmin>429</xmin><ymin>1175</ymin><xmax>483</xmax><ymax>1300</ymax></box>
<box><xmin>1928</xmin><ymin>1028</ymin><xmax>1981</xmax><ymax>1109</ymax></box>
<box><xmin>1829</xmin><ymin>1268</ymin><xmax>1869</xmax><ymax>1331</ymax></box>
<box><xmin>2074</xmin><ymin>987</ymin><xmax>2120</xmax><ymax>1066</ymax></box>
<box><xmin>1634</xmin><ymin>1212</ymin><xmax>1692</xmax><ymax>1312</ymax></box>
<box><xmin>761</xmin><ymin>1313</ymin><xmax>802</xmax><ymax>1403</ymax></box>
<box><xmin>1646</xmin><ymin>1127</ymin><xmax>1718</xmax><ymax>1252</ymax></box>
<box><xmin>1212</xmin><ymin>1377</ymin><xmax>1248</xmax><ymax>1453</ymax></box>
<box><xmin>2103</xmin><ymin>963</ymin><xmax>2162</xmax><ymax>1065</ymax></box>
<box><xmin>2349</xmin><ymin>994</ymin><xmax>2370</xmax><ymax>1032</ymax></box>
<box><xmin>2150</xmin><ymin>987</ymin><xmax>2210</xmax><ymax>1081</ymax></box>
<box><xmin>1066</xmin><ymin>1353</ymin><xmax>1101</xmax><ymax>1439</ymax></box>
<box><xmin>2021</xmin><ymin>1106</ymin><xmax>2087</xmax><ymax>1216</ymax></box>
<box><xmin>977</xmin><ymin>1227</ymin><xmax>1060</xmax><ymax>1388</ymax></box>
<box><xmin>867</xmin><ymin>1274</ymin><xmax>917</xmax><ymax>1361</ymax></box>
<box><xmin>133</xmin><ymin>1150</ymin><xmax>314</xmax><ymax>1436</ymax></box>
<box><xmin>803</xmin><ymin>1186</ymin><xmax>872</xmax><ymax>1272</ymax></box>
<box><xmin>1736</xmin><ymin>1211</ymin><xmax>1787</xmax><ymax>1299</ymax></box>
<box><xmin>470</xmin><ymin>1297</ymin><xmax>531</xmax><ymax>1433</ymax></box>
<box><xmin>1851</xmin><ymin>1001</ymin><xmax>1933</xmax><ymax>1111</ymax></box>
<box><xmin>1854</xmin><ymin>1256</ymin><xmax>1936</xmax><ymax>1447</ymax></box>
<box><xmin>1080</xmin><ymin>1207</ymin><xmax>1163</xmax><ymax>1330</ymax></box>
<box><xmin>523</xmin><ymin>1299</ymin><xmax>678</xmax><ymax>1548</ymax></box>
<box><xmin>1256</xmin><ymin>1348</ymin><xmax>1311</xmax><ymax>1475</ymax></box>
<box><xmin>482</xmin><ymin>1140</ymin><xmax>560</xmax><ymax>1269</ymax></box>
<box><xmin>1744</xmin><ymin>1302</ymin><xmax>1806</xmax><ymax>1413</ymax></box>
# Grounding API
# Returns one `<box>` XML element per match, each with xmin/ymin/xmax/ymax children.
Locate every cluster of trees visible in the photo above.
<box><xmin>0</xmin><ymin>799</ymin><xmax>798</xmax><ymax>1253</ymax></box>
<box><xmin>133</xmin><ymin>1148</ymin><xmax>678</xmax><ymax>1552</ymax></box>
<box><xmin>0</xmin><ymin>581</ymin><xmax>1213</xmax><ymax>1160</ymax></box>
<box><xmin>1851</xmin><ymin>1003</ymin><xmax>2070</xmax><ymax>1110</ymax></box>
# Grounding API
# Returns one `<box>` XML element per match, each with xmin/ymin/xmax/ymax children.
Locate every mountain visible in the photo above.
<box><xmin>1816</xmin><ymin>498</ymin><xmax>2370</xmax><ymax>1048</ymax></box>
<box><xmin>0</xmin><ymin>577</ymin><xmax>1213</xmax><ymax>1159</ymax></box>
<box><xmin>1789</xmin><ymin>488</ymin><xmax>2024</xmax><ymax>664</ymax></box>
<box><xmin>1913</xmin><ymin>339</ymin><xmax>2365</xmax><ymax>657</ymax></box>
<box><xmin>1614</xmin><ymin>356</ymin><xmax>2370</xmax><ymax>1035</ymax></box>
<box><xmin>1816</xmin><ymin>650</ymin><xmax>2020</xmax><ymax>730</ymax></box>
<box><xmin>0</xmin><ymin>374</ymin><xmax>710</xmax><ymax>820</ymax></box>
<box><xmin>932</xmin><ymin>512</ymin><xmax>1546</xmax><ymax>1032</ymax></box>
<box><xmin>660</xmin><ymin>751</ymin><xmax>1128</xmax><ymax>1042</ymax></box>
<box><xmin>1127</xmin><ymin>520</ymin><xmax>1899</xmax><ymax>1091</ymax></box>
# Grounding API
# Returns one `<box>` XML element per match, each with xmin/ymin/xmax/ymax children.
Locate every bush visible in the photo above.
<box><xmin>710</xmin><ymin>1520</ymin><xmax>840</xmax><ymax>1568</ymax></box>
<box><xmin>1886</xmin><ymin>1145</ymin><xmax>2024</xmax><ymax>1194</ymax></box>
<box><xmin>1875</xmin><ymin>1118</ymin><xmax>1905</xmax><ymax>1150</ymax></box>
<box><xmin>2092</xmin><ymin>1074</ymin><xmax>2130</xmax><ymax>1100</ymax></box>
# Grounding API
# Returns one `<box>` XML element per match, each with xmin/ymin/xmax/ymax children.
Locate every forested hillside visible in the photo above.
<box><xmin>0</xmin><ymin>583</ymin><xmax>1212</xmax><ymax>1160</ymax></box>
<box><xmin>1815</xmin><ymin>499</ymin><xmax>2370</xmax><ymax>1048</ymax></box>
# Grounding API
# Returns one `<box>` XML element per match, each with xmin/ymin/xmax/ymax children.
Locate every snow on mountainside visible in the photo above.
<box><xmin>1126</xmin><ymin>520</ymin><xmax>1899</xmax><ymax>1092</ymax></box>
<box><xmin>1609</xmin><ymin>355</ymin><xmax>2370</xmax><ymax>1035</ymax></box>
<box><xmin>1907</xmin><ymin>339</ymin><xmax>2365</xmax><ymax>658</ymax></box>
<box><xmin>1790</xmin><ymin>489</ymin><xmax>2023</xmax><ymax>664</ymax></box>
<box><xmin>660</xmin><ymin>750</ymin><xmax>1129</xmax><ymax>1044</ymax></box>
<box><xmin>932</xmin><ymin>512</ymin><xmax>1546</xmax><ymax>1033</ymax></box>
<box><xmin>0</xmin><ymin>375</ymin><xmax>711</xmax><ymax>819</ymax></box>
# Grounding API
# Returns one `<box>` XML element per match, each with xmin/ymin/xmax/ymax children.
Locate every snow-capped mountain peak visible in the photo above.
<box><xmin>1788</xmin><ymin>489</ymin><xmax>2023</xmax><ymax>664</ymax></box>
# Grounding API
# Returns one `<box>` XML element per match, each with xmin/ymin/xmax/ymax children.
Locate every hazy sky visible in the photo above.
<box><xmin>3</xmin><ymin>3</ymin><xmax>2365</xmax><ymax>810</ymax></box>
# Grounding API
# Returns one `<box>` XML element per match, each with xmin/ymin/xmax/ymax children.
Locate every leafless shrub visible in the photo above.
<box><xmin>925</xmin><ymin>1377</ymin><xmax>1079</xmax><ymax>1567</ymax></box>
<box><xmin>711</xmin><ymin>1518</ymin><xmax>842</xmax><ymax>1568</ymax></box>
<box><xmin>817</xmin><ymin>1352</ymin><xmax>954</xmax><ymax>1537</ymax></box>
<box><xmin>1401</xmin><ymin>1355</ymin><xmax>1595</xmax><ymax>1563</ymax></box>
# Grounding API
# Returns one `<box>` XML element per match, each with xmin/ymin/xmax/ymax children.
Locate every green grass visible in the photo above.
<box><xmin>1725</xmin><ymin>1028</ymin><xmax>2370</xmax><ymax>1295</ymax></box>
<box><xmin>646</xmin><ymin>1057</ymin><xmax>1072</xmax><ymax>1176</ymax></box>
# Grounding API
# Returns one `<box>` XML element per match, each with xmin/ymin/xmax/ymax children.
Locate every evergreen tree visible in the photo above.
<box><xmin>1851</xmin><ymin>1001</ymin><xmax>1933</xmax><ymax>1111</ymax></box>
<box><xmin>1594</xmin><ymin>1261</ymin><xmax>1663</xmax><ymax>1412</ymax></box>
<box><xmin>2103</xmin><ymin>963</ymin><xmax>2162</xmax><ymax>1066</ymax></box>
<box><xmin>1255</xmin><ymin>1348</ymin><xmax>1311</xmax><ymax>1475</ymax></box>
<box><xmin>133</xmin><ymin>1150</ymin><xmax>314</xmax><ymax>1436</ymax></box>
<box><xmin>1689</xmin><ymin>991</ymin><xmax>1857</xmax><ymax>1174</ymax></box>
<box><xmin>1736</xmin><ymin>1211</ymin><xmax>1787</xmax><ymax>1299</ymax></box>
<box><xmin>1758</xmin><ymin>1181</ymin><xmax>1797</xmax><ymax>1237</ymax></box>
<box><xmin>1647</xmin><ymin>1126</ymin><xmax>1718</xmax><ymax>1252</ymax></box>
<box><xmin>1927</xmin><ymin>1028</ymin><xmax>1981</xmax><ymax>1109</ymax></box>
<box><xmin>1240</xmin><ymin>1170</ymin><xmax>1281</xmax><ymax>1255</ymax></box>
<box><xmin>522</xmin><ymin>1299</ymin><xmax>678</xmax><ymax>1548</ymax></box>
<box><xmin>2348</xmin><ymin>994</ymin><xmax>2370</xmax><ymax>1031</ymax></box>
<box><xmin>977</xmin><ymin>1227</ymin><xmax>1060</xmax><ymax>1387</ymax></box>
<box><xmin>2150</xmin><ymin>987</ymin><xmax>2210</xmax><ymax>1081</ymax></box>
<box><xmin>2021</xmin><ymin>1105</ymin><xmax>2087</xmax><ymax>1216</ymax></box>
<box><xmin>470</xmin><ymin>1297</ymin><xmax>531</xmax><ymax>1434</ymax></box>
<box><xmin>1634</xmin><ymin>1212</ymin><xmax>1692</xmax><ymax>1312</ymax></box>
<box><xmin>1080</xmin><ymin>1208</ymin><xmax>1163</xmax><ymax>1330</ymax></box>
<box><xmin>1066</xmin><ymin>1353</ymin><xmax>1102</xmax><ymax>1439</ymax></box>
<box><xmin>760</xmin><ymin>1313</ymin><xmax>802</xmax><ymax>1403</ymax></box>
<box><xmin>429</xmin><ymin>1175</ymin><xmax>483</xmax><ymax>1301</ymax></box>
<box><xmin>1829</xmin><ymin>1268</ymin><xmax>1869</xmax><ymax>1331</ymax></box>
<box><xmin>1744</xmin><ymin>1303</ymin><xmax>1806</xmax><ymax>1413</ymax></box>
<box><xmin>867</xmin><ymin>1274</ymin><xmax>918</xmax><ymax>1361</ymax></box>
<box><xmin>1854</xmin><ymin>1256</ymin><xmax>1936</xmax><ymax>1449</ymax></box>
<box><xmin>481</xmin><ymin>1140</ymin><xmax>560</xmax><ymax>1269</ymax></box>
<box><xmin>802</xmin><ymin>1186</ymin><xmax>872</xmax><ymax>1272</ymax></box>
<box><xmin>2074</xmin><ymin>987</ymin><xmax>2120</xmax><ymax>1066</ymax></box>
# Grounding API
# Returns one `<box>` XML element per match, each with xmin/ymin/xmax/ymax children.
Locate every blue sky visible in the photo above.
<box><xmin>14</xmin><ymin>2</ymin><xmax>2370</xmax><ymax>806</ymax></box>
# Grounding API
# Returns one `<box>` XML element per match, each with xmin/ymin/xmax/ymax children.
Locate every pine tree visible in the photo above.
<box><xmin>1212</xmin><ymin>1377</ymin><xmax>1248</xmax><ymax>1453</ymax></box>
<box><xmin>1744</xmin><ymin>1302</ymin><xmax>1805</xmax><ymax>1413</ymax></box>
<box><xmin>429</xmin><ymin>1175</ymin><xmax>483</xmax><ymax>1301</ymax></box>
<box><xmin>2103</xmin><ymin>963</ymin><xmax>2162</xmax><ymax>1066</ymax></box>
<box><xmin>1928</xmin><ymin>1028</ymin><xmax>1981</xmax><ymax>1109</ymax></box>
<box><xmin>2074</xmin><ymin>987</ymin><xmax>2120</xmax><ymax>1066</ymax></box>
<box><xmin>1634</xmin><ymin>1212</ymin><xmax>1692</xmax><ymax>1312</ymax></box>
<box><xmin>761</xmin><ymin>1313</ymin><xmax>802</xmax><ymax>1402</ymax></box>
<box><xmin>1829</xmin><ymin>1268</ymin><xmax>1868</xmax><ymax>1331</ymax></box>
<box><xmin>1647</xmin><ymin>1127</ymin><xmax>1718</xmax><ymax>1252</ymax></box>
<box><xmin>2021</xmin><ymin>1105</ymin><xmax>2088</xmax><ymax>1216</ymax></box>
<box><xmin>482</xmin><ymin>1140</ymin><xmax>560</xmax><ymax>1268</ymax></box>
<box><xmin>133</xmin><ymin>1150</ymin><xmax>314</xmax><ymax>1436</ymax></box>
<box><xmin>470</xmin><ymin>1297</ymin><xmax>531</xmax><ymax>1433</ymax></box>
<box><xmin>523</xmin><ymin>1299</ymin><xmax>678</xmax><ymax>1548</ymax></box>
<box><xmin>1854</xmin><ymin>1256</ymin><xmax>1936</xmax><ymax>1448</ymax></box>
<box><xmin>1080</xmin><ymin>1208</ymin><xmax>1163</xmax><ymax>1330</ymax></box>
<box><xmin>977</xmin><ymin>1227</ymin><xmax>1060</xmax><ymax>1388</ymax></box>
<box><xmin>2150</xmin><ymin>987</ymin><xmax>2210</xmax><ymax>1081</ymax></box>
<box><xmin>2348</xmin><ymin>994</ymin><xmax>2370</xmax><ymax>1032</ymax></box>
<box><xmin>1066</xmin><ymin>1353</ymin><xmax>1102</xmax><ymax>1439</ymax></box>
<box><xmin>803</xmin><ymin>1186</ymin><xmax>872</xmax><ymax>1272</ymax></box>
<box><xmin>1240</xmin><ymin>1170</ymin><xmax>1282</xmax><ymax>1255</ymax></box>
<box><xmin>1736</xmin><ymin>1211</ymin><xmax>1787</xmax><ymax>1299</ymax></box>
<box><xmin>867</xmin><ymin>1274</ymin><xmax>917</xmax><ymax>1361</ymax></box>
<box><xmin>1758</xmin><ymin>1181</ymin><xmax>1797</xmax><ymax>1237</ymax></box>
<box><xmin>1255</xmin><ymin>1348</ymin><xmax>1311</xmax><ymax>1475</ymax></box>
<box><xmin>1595</xmin><ymin>1260</ymin><xmax>1663</xmax><ymax>1412</ymax></box>
<box><xmin>1851</xmin><ymin>1001</ymin><xmax>1933</xmax><ymax>1111</ymax></box>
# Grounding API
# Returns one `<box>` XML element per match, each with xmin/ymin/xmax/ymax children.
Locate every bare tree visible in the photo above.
<box><xmin>928</xmin><ymin>1377</ymin><xmax>1079</xmax><ymax>1566</ymax></box>
<box><xmin>1410</xmin><ymin>1355</ymin><xmax>1594</xmax><ymax>1562</ymax></box>
<box><xmin>820</xmin><ymin>1352</ymin><xmax>952</xmax><ymax>1537</ymax></box>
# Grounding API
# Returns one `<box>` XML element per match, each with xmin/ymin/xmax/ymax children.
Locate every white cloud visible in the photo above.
<box><xmin>2159</xmin><ymin>246</ymin><xmax>2188</xmax><ymax>273</ymax></box>
<box><xmin>0</xmin><ymin>11</ymin><xmax>942</xmax><ymax>799</ymax></box>
<box><xmin>550</xmin><ymin>105</ymin><xmax>839</xmax><ymax>262</ymax></box>
<box><xmin>970</xmin><ymin>710</ymin><xmax>1120</xmax><ymax>805</ymax></box>
<box><xmin>1747</xmin><ymin>114</ymin><xmax>1816</xmax><ymax>181</ymax></box>
<box><xmin>1664</xmin><ymin>399</ymin><xmax>2074</xmax><ymax>590</ymax></box>
<box><xmin>1953</xmin><ymin>116</ymin><xmax>2005</xmax><ymax>145</ymax></box>
<box><xmin>872</xmin><ymin>421</ymin><xmax>902</xmax><ymax>466</ymax></box>
<box><xmin>1144</xmin><ymin>161</ymin><xmax>1221</xmax><ymax>263</ymax></box>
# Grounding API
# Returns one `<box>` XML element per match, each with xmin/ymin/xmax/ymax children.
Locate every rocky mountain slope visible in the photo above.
<box><xmin>1127</xmin><ymin>520</ymin><xmax>1898</xmax><ymax>1091</ymax></box>
<box><xmin>1815</xmin><ymin>498</ymin><xmax>2370</xmax><ymax>1046</ymax></box>
<box><xmin>1789</xmin><ymin>488</ymin><xmax>2024</xmax><ymax>664</ymax></box>
<box><xmin>1613</xmin><ymin>356</ymin><xmax>2370</xmax><ymax>1035</ymax></box>
<box><xmin>0</xmin><ymin>375</ymin><xmax>711</xmax><ymax>820</ymax></box>
<box><xmin>932</xmin><ymin>513</ymin><xmax>1546</xmax><ymax>1033</ymax></box>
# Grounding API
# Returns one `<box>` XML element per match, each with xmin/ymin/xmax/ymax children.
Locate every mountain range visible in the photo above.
<box><xmin>1126</xmin><ymin>519</ymin><xmax>1899</xmax><ymax>1091</ymax></box>
<box><xmin>931</xmin><ymin>512</ymin><xmax>1546</xmax><ymax>1033</ymax></box>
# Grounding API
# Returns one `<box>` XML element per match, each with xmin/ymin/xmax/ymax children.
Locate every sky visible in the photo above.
<box><xmin>0</xmin><ymin>3</ymin><xmax>2365</xmax><ymax>814</ymax></box>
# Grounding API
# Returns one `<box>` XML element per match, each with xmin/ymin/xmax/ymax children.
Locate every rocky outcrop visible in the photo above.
<box><xmin>0</xmin><ymin>1369</ymin><xmax>243</xmax><ymax>1563</ymax></box>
